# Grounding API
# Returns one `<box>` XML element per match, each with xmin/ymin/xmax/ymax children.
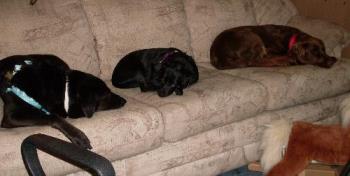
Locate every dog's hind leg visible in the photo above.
<box><xmin>253</xmin><ymin>56</ymin><xmax>294</xmax><ymax>67</ymax></box>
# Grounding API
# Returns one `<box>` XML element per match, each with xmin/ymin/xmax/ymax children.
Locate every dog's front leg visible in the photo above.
<box><xmin>255</xmin><ymin>56</ymin><xmax>292</xmax><ymax>67</ymax></box>
<box><xmin>174</xmin><ymin>87</ymin><xmax>183</xmax><ymax>95</ymax></box>
<box><xmin>139</xmin><ymin>79</ymin><xmax>152</xmax><ymax>92</ymax></box>
<box><xmin>50</xmin><ymin>117</ymin><xmax>92</xmax><ymax>149</ymax></box>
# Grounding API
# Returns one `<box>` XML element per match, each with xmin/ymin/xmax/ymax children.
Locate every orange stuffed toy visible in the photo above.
<box><xmin>260</xmin><ymin>97</ymin><xmax>350</xmax><ymax>176</ymax></box>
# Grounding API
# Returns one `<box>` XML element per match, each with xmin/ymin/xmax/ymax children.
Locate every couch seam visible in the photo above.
<box><xmin>181</xmin><ymin>0</ymin><xmax>196</xmax><ymax>58</ymax></box>
<box><xmin>79</xmin><ymin>0</ymin><xmax>102</xmax><ymax>77</ymax></box>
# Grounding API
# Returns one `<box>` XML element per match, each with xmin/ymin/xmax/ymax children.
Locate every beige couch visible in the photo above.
<box><xmin>0</xmin><ymin>0</ymin><xmax>350</xmax><ymax>175</ymax></box>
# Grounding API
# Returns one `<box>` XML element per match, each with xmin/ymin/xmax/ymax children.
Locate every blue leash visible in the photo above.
<box><xmin>4</xmin><ymin>60</ymin><xmax>51</xmax><ymax>116</ymax></box>
<box><xmin>6</xmin><ymin>85</ymin><xmax>51</xmax><ymax>115</ymax></box>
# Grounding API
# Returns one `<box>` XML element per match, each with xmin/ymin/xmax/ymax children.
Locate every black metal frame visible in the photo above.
<box><xmin>21</xmin><ymin>134</ymin><xmax>115</xmax><ymax>176</ymax></box>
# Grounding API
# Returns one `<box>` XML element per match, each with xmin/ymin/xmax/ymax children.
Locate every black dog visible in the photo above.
<box><xmin>112</xmin><ymin>48</ymin><xmax>199</xmax><ymax>97</ymax></box>
<box><xmin>0</xmin><ymin>55</ymin><xmax>126</xmax><ymax>149</ymax></box>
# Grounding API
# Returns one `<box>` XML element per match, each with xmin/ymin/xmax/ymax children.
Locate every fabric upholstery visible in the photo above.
<box><xmin>287</xmin><ymin>15</ymin><xmax>350</xmax><ymax>58</ymax></box>
<box><xmin>199</xmin><ymin>59</ymin><xmax>350</xmax><ymax>110</ymax></box>
<box><xmin>148</xmin><ymin>148</ymin><xmax>247</xmax><ymax>176</ymax></box>
<box><xmin>1</xmin><ymin>0</ymin><xmax>350</xmax><ymax>175</ymax></box>
<box><xmin>81</xmin><ymin>0</ymin><xmax>192</xmax><ymax>79</ymax></box>
<box><xmin>0</xmin><ymin>0</ymin><xmax>100</xmax><ymax>76</ymax></box>
<box><xmin>183</xmin><ymin>0</ymin><xmax>257</xmax><ymax>62</ymax></box>
<box><xmin>252</xmin><ymin>0</ymin><xmax>297</xmax><ymax>25</ymax></box>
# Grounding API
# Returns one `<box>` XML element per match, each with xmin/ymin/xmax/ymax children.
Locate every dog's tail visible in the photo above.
<box><xmin>260</xmin><ymin>118</ymin><xmax>292</xmax><ymax>173</ymax></box>
<box><xmin>339</xmin><ymin>96</ymin><xmax>350</xmax><ymax>128</ymax></box>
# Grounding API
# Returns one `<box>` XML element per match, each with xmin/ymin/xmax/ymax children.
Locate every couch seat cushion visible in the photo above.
<box><xmin>199</xmin><ymin>59</ymin><xmax>350</xmax><ymax>110</ymax></box>
<box><xmin>0</xmin><ymin>98</ymin><xmax>163</xmax><ymax>176</ymax></box>
<box><xmin>287</xmin><ymin>15</ymin><xmax>350</xmax><ymax>58</ymax></box>
<box><xmin>0</xmin><ymin>0</ymin><xmax>100</xmax><ymax>76</ymax></box>
<box><xmin>110</xmin><ymin>66</ymin><xmax>267</xmax><ymax>142</ymax></box>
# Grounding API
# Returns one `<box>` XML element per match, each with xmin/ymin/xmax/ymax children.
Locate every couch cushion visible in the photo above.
<box><xmin>0</xmin><ymin>0</ymin><xmax>100</xmax><ymax>76</ymax></box>
<box><xmin>199</xmin><ymin>59</ymin><xmax>350</xmax><ymax>110</ymax></box>
<box><xmin>0</xmin><ymin>98</ymin><xmax>163</xmax><ymax>176</ymax></box>
<box><xmin>287</xmin><ymin>15</ymin><xmax>350</xmax><ymax>58</ymax></box>
<box><xmin>183</xmin><ymin>0</ymin><xmax>257</xmax><ymax>63</ymax></box>
<box><xmin>110</xmin><ymin>66</ymin><xmax>267</xmax><ymax>142</ymax></box>
<box><xmin>252</xmin><ymin>0</ymin><xmax>297</xmax><ymax>25</ymax></box>
<box><xmin>148</xmin><ymin>148</ymin><xmax>246</xmax><ymax>176</ymax></box>
<box><xmin>82</xmin><ymin>0</ymin><xmax>192</xmax><ymax>79</ymax></box>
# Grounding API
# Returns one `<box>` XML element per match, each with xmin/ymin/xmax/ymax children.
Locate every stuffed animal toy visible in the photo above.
<box><xmin>260</xmin><ymin>96</ymin><xmax>350</xmax><ymax>176</ymax></box>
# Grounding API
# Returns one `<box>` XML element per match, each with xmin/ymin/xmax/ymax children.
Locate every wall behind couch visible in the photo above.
<box><xmin>291</xmin><ymin>0</ymin><xmax>350</xmax><ymax>58</ymax></box>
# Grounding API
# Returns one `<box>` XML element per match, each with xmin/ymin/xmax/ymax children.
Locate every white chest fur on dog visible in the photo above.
<box><xmin>64</xmin><ymin>76</ymin><xmax>69</xmax><ymax>113</ymax></box>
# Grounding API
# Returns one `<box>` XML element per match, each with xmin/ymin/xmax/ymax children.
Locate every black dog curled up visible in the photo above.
<box><xmin>112</xmin><ymin>48</ymin><xmax>199</xmax><ymax>97</ymax></box>
<box><xmin>0</xmin><ymin>55</ymin><xmax>126</xmax><ymax>149</ymax></box>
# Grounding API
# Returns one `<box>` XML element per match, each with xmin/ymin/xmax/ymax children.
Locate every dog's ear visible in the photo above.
<box><xmin>80</xmin><ymin>95</ymin><xmax>97</xmax><ymax>118</ymax></box>
<box><xmin>79</xmin><ymin>91</ymin><xmax>126</xmax><ymax>117</ymax></box>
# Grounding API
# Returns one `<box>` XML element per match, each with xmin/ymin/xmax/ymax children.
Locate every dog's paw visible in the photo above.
<box><xmin>175</xmin><ymin>88</ymin><xmax>183</xmax><ymax>95</ymax></box>
<box><xmin>69</xmin><ymin>130</ymin><xmax>92</xmax><ymax>150</ymax></box>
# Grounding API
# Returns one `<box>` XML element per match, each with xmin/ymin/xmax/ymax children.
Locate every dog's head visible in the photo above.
<box><xmin>152</xmin><ymin>50</ymin><xmax>198</xmax><ymax>97</ymax></box>
<box><xmin>288</xmin><ymin>35</ymin><xmax>337</xmax><ymax>68</ymax></box>
<box><xmin>69</xmin><ymin>70</ymin><xmax>126</xmax><ymax>118</ymax></box>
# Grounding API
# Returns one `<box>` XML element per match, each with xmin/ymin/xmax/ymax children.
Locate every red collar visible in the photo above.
<box><xmin>288</xmin><ymin>34</ymin><xmax>298</xmax><ymax>50</ymax></box>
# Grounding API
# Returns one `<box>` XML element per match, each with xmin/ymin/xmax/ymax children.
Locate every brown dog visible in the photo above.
<box><xmin>210</xmin><ymin>25</ymin><xmax>337</xmax><ymax>69</ymax></box>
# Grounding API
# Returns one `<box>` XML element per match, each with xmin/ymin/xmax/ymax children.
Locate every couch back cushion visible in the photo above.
<box><xmin>252</xmin><ymin>0</ymin><xmax>298</xmax><ymax>25</ymax></box>
<box><xmin>0</xmin><ymin>0</ymin><xmax>100</xmax><ymax>76</ymax></box>
<box><xmin>183</xmin><ymin>0</ymin><xmax>257</xmax><ymax>62</ymax></box>
<box><xmin>287</xmin><ymin>15</ymin><xmax>350</xmax><ymax>58</ymax></box>
<box><xmin>82</xmin><ymin>0</ymin><xmax>192</xmax><ymax>79</ymax></box>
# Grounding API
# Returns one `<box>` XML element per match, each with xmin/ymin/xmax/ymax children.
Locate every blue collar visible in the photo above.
<box><xmin>159</xmin><ymin>50</ymin><xmax>179</xmax><ymax>64</ymax></box>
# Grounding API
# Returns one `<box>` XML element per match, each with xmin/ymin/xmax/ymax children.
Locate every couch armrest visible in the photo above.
<box><xmin>287</xmin><ymin>15</ymin><xmax>350</xmax><ymax>58</ymax></box>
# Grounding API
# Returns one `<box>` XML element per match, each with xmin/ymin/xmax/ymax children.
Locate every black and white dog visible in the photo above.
<box><xmin>0</xmin><ymin>55</ymin><xmax>126</xmax><ymax>149</ymax></box>
<box><xmin>112</xmin><ymin>48</ymin><xmax>199</xmax><ymax>97</ymax></box>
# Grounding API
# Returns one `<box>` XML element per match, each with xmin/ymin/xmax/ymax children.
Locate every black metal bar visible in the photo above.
<box><xmin>21</xmin><ymin>134</ymin><xmax>115</xmax><ymax>176</ymax></box>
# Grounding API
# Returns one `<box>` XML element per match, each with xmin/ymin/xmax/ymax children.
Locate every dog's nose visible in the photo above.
<box><xmin>318</xmin><ymin>56</ymin><xmax>337</xmax><ymax>68</ymax></box>
<box><xmin>83</xmin><ymin>107</ymin><xmax>95</xmax><ymax>118</ymax></box>
<box><xmin>157</xmin><ymin>89</ymin><xmax>173</xmax><ymax>97</ymax></box>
